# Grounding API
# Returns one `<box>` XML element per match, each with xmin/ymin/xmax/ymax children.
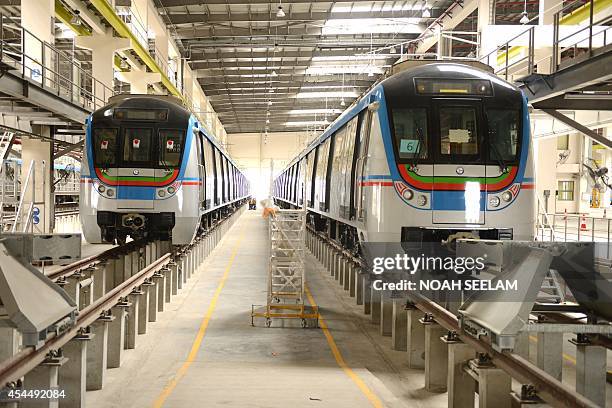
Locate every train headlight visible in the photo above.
<box><xmin>501</xmin><ymin>191</ymin><xmax>513</xmax><ymax>202</ymax></box>
<box><xmin>489</xmin><ymin>196</ymin><xmax>500</xmax><ymax>207</ymax></box>
<box><xmin>97</xmin><ymin>185</ymin><xmax>106</xmax><ymax>193</ymax></box>
<box><xmin>402</xmin><ymin>189</ymin><xmax>413</xmax><ymax>201</ymax></box>
<box><xmin>167</xmin><ymin>186</ymin><xmax>176</xmax><ymax>194</ymax></box>
<box><xmin>417</xmin><ymin>195</ymin><xmax>427</xmax><ymax>206</ymax></box>
<box><xmin>106</xmin><ymin>188</ymin><xmax>114</xmax><ymax>197</ymax></box>
<box><xmin>158</xmin><ymin>189</ymin><xmax>166</xmax><ymax>198</ymax></box>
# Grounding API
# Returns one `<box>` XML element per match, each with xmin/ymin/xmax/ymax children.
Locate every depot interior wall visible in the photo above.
<box><xmin>227</xmin><ymin>132</ymin><xmax>311</xmax><ymax>200</ymax></box>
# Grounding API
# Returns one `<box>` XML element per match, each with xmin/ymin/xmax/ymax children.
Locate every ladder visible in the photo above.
<box><xmin>251</xmin><ymin>208</ymin><xmax>319</xmax><ymax>328</ymax></box>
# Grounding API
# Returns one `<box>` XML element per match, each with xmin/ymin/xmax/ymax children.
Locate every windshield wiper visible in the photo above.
<box><xmin>410</xmin><ymin>121</ymin><xmax>425</xmax><ymax>171</ymax></box>
<box><xmin>488</xmin><ymin>130</ymin><xmax>508</xmax><ymax>173</ymax></box>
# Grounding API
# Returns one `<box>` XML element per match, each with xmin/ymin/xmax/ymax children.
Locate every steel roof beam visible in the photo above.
<box><xmin>166</xmin><ymin>10</ymin><xmax>439</xmax><ymax>24</ymax></box>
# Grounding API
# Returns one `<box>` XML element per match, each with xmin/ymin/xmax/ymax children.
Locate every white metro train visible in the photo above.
<box><xmin>273</xmin><ymin>63</ymin><xmax>535</xmax><ymax>250</ymax></box>
<box><xmin>80</xmin><ymin>94</ymin><xmax>249</xmax><ymax>245</ymax></box>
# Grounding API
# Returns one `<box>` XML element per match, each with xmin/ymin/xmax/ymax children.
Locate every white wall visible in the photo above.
<box><xmin>227</xmin><ymin>132</ymin><xmax>311</xmax><ymax>200</ymax></box>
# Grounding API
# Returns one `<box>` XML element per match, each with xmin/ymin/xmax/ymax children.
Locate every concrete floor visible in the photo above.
<box><xmin>86</xmin><ymin>211</ymin><xmax>446</xmax><ymax>408</ymax></box>
<box><xmin>85</xmin><ymin>210</ymin><xmax>611</xmax><ymax>407</ymax></box>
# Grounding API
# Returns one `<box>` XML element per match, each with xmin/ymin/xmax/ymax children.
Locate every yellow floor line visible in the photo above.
<box><xmin>152</xmin><ymin>229</ymin><xmax>245</xmax><ymax>408</ymax></box>
<box><xmin>304</xmin><ymin>285</ymin><xmax>384</xmax><ymax>408</ymax></box>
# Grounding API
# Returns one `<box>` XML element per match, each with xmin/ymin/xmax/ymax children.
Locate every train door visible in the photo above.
<box><xmin>340</xmin><ymin>116</ymin><xmax>359</xmax><ymax>219</ymax></box>
<box><xmin>119</xmin><ymin>127</ymin><xmax>155</xmax><ymax>209</ymax></box>
<box><xmin>195</xmin><ymin>132</ymin><xmax>205</xmax><ymax>208</ymax></box>
<box><xmin>314</xmin><ymin>138</ymin><xmax>331</xmax><ymax>212</ymax></box>
<box><xmin>305</xmin><ymin>151</ymin><xmax>315</xmax><ymax>208</ymax></box>
<box><xmin>432</xmin><ymin>100</ymin><xmax>485</xmax><ymax>225</ymax></box>
<box><xmin>298</xmin><ymin>157</ymin><xmax>306</xmax><ymax>206</ymax></box>
<box><xmin>202</xmin><ymin>137</ymin><xmax>214</xmax><ymax>209</ymax></box>
<box><xmin>214</xmin><ymin>147</ymin><xmax>222</xmax><ymax>206</ymax></box>
<box><xmin>354</xmin><ymin>110</ymin><xmax>372</xmax><ymax>222</ymax></box>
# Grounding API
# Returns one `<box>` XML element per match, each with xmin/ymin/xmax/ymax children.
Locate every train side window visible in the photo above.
<box><xmin>93</xmin><ymin>128</ymin><xmax>118</xmax><ymax>167</ymax></box>
<box><xmin>158</xmin><ymin>129</ymin><xmax>184</xmax><ymax>167</ymax></box>
<box><xmin>439</xmin><ymin>107</ymin><xmax>479</xmax><ymax>156</ymax></box>
<box><xmin>486</xmin><ymin>109</ymin><xmax>519</xmax><ymax>162</ymax></box>
<box><xmin>123</xmin><ymin>128</ymin><xmax>153</xmax><ymax>164</ymax></box>
<box><xmin>392</xmin><ymin>108</ymin><xmax>428</xmax><ymax>160</ymax></box>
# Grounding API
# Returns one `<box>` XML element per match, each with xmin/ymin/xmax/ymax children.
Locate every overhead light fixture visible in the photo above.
<box><xmin>520</xmin><ymin>12</ymin><xmax>529</xmax><ymax>24</ymax></box>
<box><xmin>70</xmin><ymin>10</ymin><xmax>82</xmax><ymax>25</ymax></box>
<box><xmin>268</xmin><ymin>89</ymin><xmax>274</xmax><ymax>93</ymax></box>
<box><xmin>368</xmin><ymin>69</ymin><xmax>374</xmax><ymax>77</ymax></box>
<box><xmin>266</xmin><ymin>111</ymin><xmax>271</xmax><ymax>116</ymax></box>
<box><xmin>268</xmin><ymin>100</ymin><xmax>273</xmax><ymax>106</ymax></box>
<box><xmin>340</xmin><ymin>98</ymin><xmax>346</xmax><ymax>107</ymax></box>
<box><xmin>119</xmin><ymin>57</ymin><xmax>129</xmax><ymax>70</ymax></box>
<box><xmin>422</xmin><ymin>2</ymin><xmax>431</xmax><ymax>18</ymax></box>
<box><xmin>271</xmin><ymin>70</ymin><xmax>278</xmax><ymax>77</ymax></box>
<box><xmin>276</xmin><ymin>0</ymin><xmax>286</xmax><ymax>18</ymax></box>
<box><xmin>266</xmin><ymin>119</ymin><xmax>270</xmax><ymax>123</ymax></box>
<box><xmin>389</xmin><ymin>46</ymin><xmax>396</xmax><ymax>54</ymax></box>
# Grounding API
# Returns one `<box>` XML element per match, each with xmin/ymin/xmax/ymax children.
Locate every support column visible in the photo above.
<box><xmin>391</xmin><ymin>301</ymin><xmax>407</xmax><ymax>351</ymax></box>
<box><xmin>107</xmin><ymin>302</ymin><xmax>128</xmax><ymax>368</ymax></box>
<box><xmin>126</xmin><ymin>292</ymin><xmax>141</xmax><ymax>349</ymax></box>
<box><xmin>20</xmin><ymin>135</ymin><xmax>53</xmax><ymax>232</ymax></box>
<box><xmin>137</xmin><ymin>284</ymin><xmax>151</xmax><ymax>334</ymax></box>
<box><xmin>446</xmin><ymin>339</ymin><xmax>475</xmax><ymax>407</ymax></box>
<box><xmin>22</xmin><ymin>356</ymin><xmax>67</xmax><ymax>408</ymax></box>
<box><xmin>86</xmin><ymin>315</ymin><xmax>112</xmax><ymax>391</ymax></box>
<box><xmin>424</xmin><ymin>321</ymin><xmax>448</xmax><ymax>392</ymax></box>
<box><xmin>407</xmin><ymin>307</ymin><xmax>425</xmax><ymax>369</ymax></box>
<box><xmin>362</xmin><ymin>276</ymin><xmax>371</xmax><ymax>314</ymax></box>
<box><xmin>572</xmin><ymin>336</ymin><xmax>607</xmax><ymax>407</ymax></box>
<box><xmin>536</xmin><ymin>332</ymin><xmax>562</xmax><ymax>380</ymax></box>
<box><xmin>379</xmin><ymin>294</ymin><xmax>393</xmax><ymax>336</ymax></box>
<box><xmin>75</xmin><ymin>29</ymin><xmax>130</xmax><ymax>104</ymax></box>
<box><xmin>370</xmin><ymin>286</ymin><xmax>381</xmax><ymax>324</ymax></box>
<box><xmin>470</xmin><ymin>358</ymin><xmax>512</xmax><ymax>408</ymax></box>
<box><xmin>59</xmin><ymin>334</ymin><xmax>91</xmax><ymax>408</ymax></box>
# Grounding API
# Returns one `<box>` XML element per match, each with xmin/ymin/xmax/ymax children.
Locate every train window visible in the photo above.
<box><xmin>392</xmin><ymin>108</ymin><xmax>428</xmax><ymax>160</ymax></box>
<box><xmin>486</xmin><ymin>109</ymin><xmax>519</xmax><ymax>161</ymax></box>
<box><xmin>123</xmin><ymin>128</ymin><xmax>153</xmax><ymax>164</ymax></box>
<box><xmin>439</xmin><ymin>107</ymin><xmax>478</xmax><ymax>156</ymax></box>
<box><xmin>158</xmin><ymin>130</ymin><xmax>184</xmax><ymax>167</ymax></box>
<box><xmin>93</xmin><ymin>128</ymin><xmax>118</xmax><ymax>167</ymax></box>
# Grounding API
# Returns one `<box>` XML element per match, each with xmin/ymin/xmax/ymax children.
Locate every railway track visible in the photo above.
<box><xmin>306</xmin><ymin>225</ymin><xmax>604</xmax><ymax>408</ymax></box>
<box><xmin>0</xmin><ymin>204</ymin><xmax>246</xmax><ymax>404</ymax></box>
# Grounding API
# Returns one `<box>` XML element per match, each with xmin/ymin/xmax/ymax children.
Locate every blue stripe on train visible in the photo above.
<box><xmin>116</xmin><ymin>186</ymin><xmax>156</xmax><ymax>200</ymax></box>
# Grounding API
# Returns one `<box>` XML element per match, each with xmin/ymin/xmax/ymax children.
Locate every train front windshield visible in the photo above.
<box><xmin>391</xmin><ymin>105</ymin><xmax>520</xmax><ymax>164</ymax></box>
<box><xmin>92</xmin><ymin>127</ymin><xmax>185</xmax><ymax>168</ymax></box>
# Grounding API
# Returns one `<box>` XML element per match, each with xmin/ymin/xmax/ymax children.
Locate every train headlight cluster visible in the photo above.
<box><xmin>158</xmin><ymin>189</ymin><xmax>166</xmax><ymax>198</ymax></box>
<box><xmin>489</xmin><ymin>196</ymin><xmax>500</xmax><ymax>207</ymax></box>
<box><xmin>417</xmin><ymin>195</ymin><xmax>428</xmax><ymax>207</ymax></box>
<box><xmin>98</xmin><ymin>185</ymin><xmax>105</xmax><ymax>193</ymax></box>
<box><xmin>156</xmin><ymin>182</ymin><xmax>180</xmax><ymax>199</ymax></box>
<box><xmin>502</xmin><ymin>191</ymin><xmax>513</xmax><ymax>202</ymax></box>
<box><xmin>402</xmin><ymin>189</ymin><xmax>414</xmax><ymax>201</ymax></box>
<box><xmin>94</xmin><ymin>182</ymin><xmax>115</xmax><ymax>198</ymax></box>
<box><xmin>106</xmin><ymin>188</ymin><xmax>114</xmax><ymax>197</ymax></box>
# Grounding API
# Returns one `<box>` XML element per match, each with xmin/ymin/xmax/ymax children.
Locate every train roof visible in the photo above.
<box><xmin>278</xmin><ymin>61</ymin><xmax>523</xmax><ymax>174</ymax></box>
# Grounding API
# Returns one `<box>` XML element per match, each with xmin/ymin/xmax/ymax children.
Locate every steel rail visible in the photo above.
<box><xmin>307</xmin><ymin>224</ymin><xmax>600</xmax><ymax>407</ymax></box>
<box><xmin>0</xmin><ymin>253</ymin><xmax>171</xmax><ymax>387</ymax></box>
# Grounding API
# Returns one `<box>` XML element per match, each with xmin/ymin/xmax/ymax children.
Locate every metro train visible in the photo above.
<box><xmin>273</xmin><ymin>62</ymin><xmax>535</xmax><ymax>251</ymax></box>
<box><xmin>80</xmin><ymin>94</ymin><xmax>249</xmax><ymax>245</ymax></box>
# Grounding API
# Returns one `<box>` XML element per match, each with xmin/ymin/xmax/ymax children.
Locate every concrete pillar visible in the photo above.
<box><xmin>391</xmin><ymin>301</ymin><xmax>407</xmax><ymax>351</ymax></box>
<box><xmin>91</xmin><ymin>264</ymin><xmax>106</xmax><ymax>301</ymax></box>
<box><xmin>446</xmin><ymin>340</ymin><xmax>475</xmax><ymax>408</ymax></box>
<box><xmin>22</xmin><ymin>356</ymin><xmax>67</xmax><ymax>408</ymax></box>
<box><xmin>343</xmin><ymin>262</ymin><xmax>350</xmax><ymax>291</ymax></box>
<box><xmin>514</xmin><ymin>331</ymin><xmax>529</xmax><ymax>359</ymax></box>
<box><xmin>155</xmin><ymin>271</ymin><xmax>166</xmax><ymax>312</ymax></box>
<box><xmin>573</xmin><ymin>338</ymin><xmax>607</xmax><ymax>407</ymax></box>
<box><xmin>170</xmin><ymin>261</ymin><xmax>179</xmax><ymax>296</ymax></box>
<box><xmin>137</xmin><ymin>285</ymin><xmax>151</xmax><ymax>334</ymax></box>
<box><xmin>362</xmin><ymin>276</ymin><xmax>371</xmax><ymax>314</ymax></box>
<box><xmin>370</xmin><ymin>286</ymin><xmax>381</xmax><ymax>324</ymax></box>
<box><xmin>107</xmin><ymin>303</ymin><xmax>128</xmax><ymax>368</ymax></box>
<box><xmin>20</xmin><ymin>135</ymin><xmax>53</xmax><ymax>232</ymax></box>
<box><xmin>536</xmin><ymin>332</ymin><xmax>562</xmax><ymax>380</ymax></box>
<box><xmin>148</xmin><ymin>278</ymin><xmax>160</xmax><ymax>322</ymax></box>
<box><xmin>407</xmin><ymin>308</ymin><xmax>425</xmax><ymax>369</ymax></box>
<box><xmin>354</xmin><ymin>268</ymin><xmax>363</xmax><ymax>303</ymax></box>
<box><xmin>75</xmin><ymin>29</ymin><xmax>130</xmax><ymax>104</ymax></box>
<box><xmin>117</xmin><ymin>71</ymin><xmax>162</xmax><ymax>94</ymax></box>
<box><xmin>379</xmin><ymin>295</ymin><xmax>393</xmax><ymax>337</ymax></box>
<box><xmin>126</xmin><ymin>292</ymin><xmax>141</xmax><ymax>349</ymax></box>
<box><xmin>21</xmin><ymin>0</ymin><xmax>54</xmax><ymax>85</ymax></box>
<box><xmin>86</xmin><ymin>316</ymin><xmax>111</xmax><ymax>391</ymax></box>
<box><xmin>348</xmin><ymin>264</ymin><xmax>356</xmax><ymax>297</ymax></box>
<box><xmin>472</xmin><ymin>360</ymin><xmax>512</xmax><ymax>408</ymax></box>
<box><xmin>103</xmin><ymin>258</ymin><xmax>116</xmax><ymax>292</ymax></box>
<box><xmin>59</xmin><ymin>334</ymin><xmax>91</xmax><ymax>408</ymax></box>
<box><xmin>424</xmin><ymin>322</ymin><xmax>448</xmax><ymax>392</ymax></box>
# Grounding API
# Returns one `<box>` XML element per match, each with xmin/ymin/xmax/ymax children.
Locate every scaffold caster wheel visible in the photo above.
<box><xmin>265</xmin><ymin>318</ymin><xmax>272</xmax><ymax>327</ymax></box>
<box><xmin>301</xmin><ymin>319</ymin><xmax>307</xmax><ymax>328</ymax></box>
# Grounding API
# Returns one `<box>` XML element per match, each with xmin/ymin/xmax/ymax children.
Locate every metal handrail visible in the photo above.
<box><xmin>478</xmin><ymin>26</ymin><xmax>535</xmax><ymax>80</ymax></box>
<box><xmin>0</xmin><ymin>13</ymin><xmax>115</xmax><ymax>110</ymax></box>
<box><xmin>552</xmin><ymin>0</ymin><xmax>612</xmax><ymax>72</ymax></box>
<box><xmin>11</xmin><ymin>160</ymin><xmax>33</xmax><ymax>233</ymax></box>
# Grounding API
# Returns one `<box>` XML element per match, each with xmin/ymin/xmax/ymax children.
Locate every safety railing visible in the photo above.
<box><xmin>537</xmin><ymin>212</ymin><xmax>612</xmax><ymax>259</ymax></box>
<box><xmin>114</xmin><ymin>5</ymin><xmax>181</xmax><ymax>92</ymax></box>
<box><xmin>0</xmin><ymin>14</ymin><xmax>115</xmax><ymax>111</ymax></box>
<box><xmin>552</xmin><ymin>0</ymin><xmax>612</xmax><ymax>71</ymax></box>
<box><xmin>478</xmin><ymin>26</ymin><xmax>535</xmax><ymax>81</ymax></box>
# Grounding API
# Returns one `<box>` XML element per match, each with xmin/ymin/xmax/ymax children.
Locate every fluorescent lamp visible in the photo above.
<box><xmin>422</xmin><ymin>7</ymin><xmax>431</xmax><ymax>18</ymax></box>
<box><xmin>276</xmin><ymin>6</ymin><xmax>286</xmax><ymax>18</ymax></box>
<box><xmin>520</xmin><ymin>12</ymin><xmax>529</xmax><ymax>24</ymax></box>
